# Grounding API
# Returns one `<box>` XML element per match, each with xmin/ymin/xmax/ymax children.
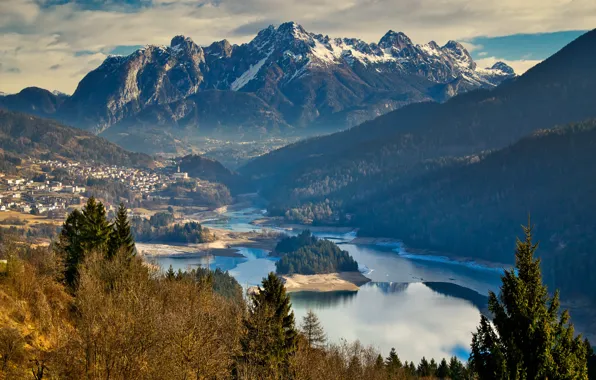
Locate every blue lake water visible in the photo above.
<box><xmin>149</xmin><ymin>207</ymin><xmax>506</xmax><ymax>362</ymax></box>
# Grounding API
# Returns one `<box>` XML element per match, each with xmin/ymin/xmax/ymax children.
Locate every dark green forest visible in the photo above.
<box><xmin>275</xmin><ymin>231</ymin><xmax>359</xmax><ymax>275</ymax></box>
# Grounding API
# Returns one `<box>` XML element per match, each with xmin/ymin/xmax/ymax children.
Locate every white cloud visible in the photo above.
<box><xmin>0</xmin><ymin>0</ymin><xmax>594</xmax><ymax>92</ymax></box>
<box><xmin>459</xmin><ymin>42</ymin><xmax>483</xmax><ymax>52</ymax></box>
<box><xmin>475</xmin><ymin>57</ymin><xmax>542</xmax><ymax>74</ymax></box>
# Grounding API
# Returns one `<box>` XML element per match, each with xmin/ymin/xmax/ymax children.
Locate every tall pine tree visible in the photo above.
<box><xmin>81</xmin><ymin>197</ymin><xmax>112</xmax><ymax>253</ymax></box>
<box><xmin>385</xmin><ymin>347</ymin><xmax>402</xmax><ymax>375</ymax></box>
<box><xmin>58</xmin><ymin>209</ymin><xmax>85</xmax><ymax>289</ymax></box>
<box><xmin>436</xmin><ymin>358</ymin><xmax>449</xmax><ymax>378</ymax></box>
<box><xmin>107</xmin><ymin>203</ymin><xmax>135</xmax><ymax>260</ymax></box>
<box><xmin>470</xmin><ymin>222</ymin><xmax>589</xmax><ymax>379</ymax></box>
<box><xmin>239</xmin><ymin>272</ymin><xmax>297</xmax><ymax>378</ymax></box>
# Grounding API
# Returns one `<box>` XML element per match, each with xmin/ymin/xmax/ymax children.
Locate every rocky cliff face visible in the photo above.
<box><xmin>1</xmin><ymin>22</ymin><xmax>515</xmax><ymax>152</ymax></box>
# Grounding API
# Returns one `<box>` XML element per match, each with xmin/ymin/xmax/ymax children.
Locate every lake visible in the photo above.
<box><xmin>149</xmin><ymin>207</ymin><xmax>506</xmax><ymax>362</ymax></box>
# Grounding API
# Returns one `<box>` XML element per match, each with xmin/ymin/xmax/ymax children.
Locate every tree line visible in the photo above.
<box><xmin>132</xmin><ymin>215</ymin><xmax>216</xmax><ymax>244</ymax></box>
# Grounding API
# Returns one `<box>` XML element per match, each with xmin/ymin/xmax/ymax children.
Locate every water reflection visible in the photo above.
<box><xmin>291</xmin><ymin>282</ymin><xmax>482</xmax><ymax>362</ymax></box>
<box><xmin>290</xmin><ymin>290</ymin><xmax>358</xmax><ymax>308</ymax></box>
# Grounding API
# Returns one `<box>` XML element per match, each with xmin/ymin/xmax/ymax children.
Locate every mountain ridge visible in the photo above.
<box><xmin>0</xmin><ymin>22</ymin><xmax>514</xmax><ymax>154</ymax></box>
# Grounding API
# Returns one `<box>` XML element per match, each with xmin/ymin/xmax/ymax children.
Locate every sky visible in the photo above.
<box><xmin>0</xmin><ymin>0</ymin><xmax>594</xmax><ymax>94</ymax></box>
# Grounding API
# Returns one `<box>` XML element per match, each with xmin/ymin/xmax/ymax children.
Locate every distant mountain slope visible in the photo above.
<box><xmin>101</xmin><ymin>90</ymin><xmax>292</xmax><ymax>154</ymax></box>
<box><xmin>0</xmin><ymin>87</ymin><xmax>66</xmax><ymax>117</ymax></box>
<box><xmin>178</xmin><ymin>154</ymin><xmax>254</xmax><ymax>194</ymax></box>
<box><xmin>354</xmin><ymin>119</ymin><xmax>596</xmax><ymax>302</ymax></box>
<box><xmin>241</xmin><ymin>28</ymin><xmax>596</xmax><ymax>204</ymax></box>
<box><xmin>0</xmin><ymin>22</ymin><xmax>513</xmax><ymax>154</ymax></box>
<box><xmin>0</xmin><ymin>109</ymin><xmax>153</xmax><ymax>167</ymax></box>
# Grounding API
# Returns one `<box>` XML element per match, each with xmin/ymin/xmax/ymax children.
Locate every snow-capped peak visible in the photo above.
<box><xmin>489</xmin><ymin>61</ymin><xmax>515</xmax><ymax>75</ymax></box>
<box><xmin>442</xmin><ymin>40</ymin><xmax>476</xmax><ymax>70</ymax></box>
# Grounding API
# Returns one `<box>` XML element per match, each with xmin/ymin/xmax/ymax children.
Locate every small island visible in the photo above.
<box><xmin>273</xmin><ymin>230</ymin><xmax>370</xmax><ymax>292</ymax></box>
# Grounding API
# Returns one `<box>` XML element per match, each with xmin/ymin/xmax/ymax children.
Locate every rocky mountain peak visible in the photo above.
<box><xmin>207</xmin><ymin>39</ymin><xmax>234</xmax><ymax>58</ymax></box>
<box><xmin>490</xmin><ymin>61</ymin><xmax>515</xmax><ymax>75</ymax></box>
<box><xmin>378</xmin><ymin>30</ymin><xmax>413</xmax><ymax>49</ymax></box>
<box><xmin>171</xmin><ymin>35</ymin><xmax>202</xmax><ymax>56</ymax></box>
<box><xmin>427</xmin><ymin>41</ymin><xmax>440</xmax><ymax>50</ymax></box>
<box><xmin>442</xmin><ymin>40</ymin><xmax>476</xmax><ymax>70</ymax></box>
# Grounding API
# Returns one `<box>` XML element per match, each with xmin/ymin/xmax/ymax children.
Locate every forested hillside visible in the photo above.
<box><xmin>178</xmin><ymin>154</ymin><xmax>254</xmax><ymax>194</ymax></box>
<box><xmin>351</xmin><ymin>120</ymin><xmax>596</xmax><ymax>301</ymax></box>
<box><xmin>0</xmin><ymin>109</ymin><xmax>153</xmax><ymax>167</ymax></box>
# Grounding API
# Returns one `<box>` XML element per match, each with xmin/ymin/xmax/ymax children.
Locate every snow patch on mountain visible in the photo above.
<box><xmin>230</xmin><ymin>50</ymin><xmax>272</xmax><ymax>91</ymax></box>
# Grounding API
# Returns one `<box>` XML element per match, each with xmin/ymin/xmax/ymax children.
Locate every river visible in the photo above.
<box><xmin>149</xmin><ymin>207</ymin><xmax>506</xmax><ymax>362</ymax></box>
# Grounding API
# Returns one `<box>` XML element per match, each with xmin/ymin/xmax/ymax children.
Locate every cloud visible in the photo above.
<box><xmin>475</xmin><ymin>56</ymin><xmax>542</xmax><ymax>74</ymax></box>
<box><xmin>459</xmin><ymin>41</ymin><xmax>483</xmax><ymax>52</ymax></box>
<box><xmin>1</xmin><ymin>0</ymin><xmax>595</xmax><ymax>92</ymax></box>
<box><xmin>230</xmin><ymin>19</ymin><xmax>279</xmax><ymax>37</ymax></box>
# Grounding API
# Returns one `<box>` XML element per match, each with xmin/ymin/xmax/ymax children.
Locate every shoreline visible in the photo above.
<box><xmin>281</xmin><ymin>272</ymin><xmax>371</xmax><ymax>293</ymax></box>
<box><xmin>346</xmin><ymin>237</ymin><xmax>511</xmax><ymax>270</ymax></box>
<box><xmin>136</xmin><ymin>227</ymin><xmax>281</xmax><ymax>258</ymax></box>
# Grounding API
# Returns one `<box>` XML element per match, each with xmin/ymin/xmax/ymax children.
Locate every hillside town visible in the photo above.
<box><xmin>0</xmin><ymin>158</ymin><xmax>189</xmax><ymax>220</ymax></box>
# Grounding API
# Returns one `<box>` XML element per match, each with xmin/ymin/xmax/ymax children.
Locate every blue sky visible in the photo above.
<box><xmin>466</xmin><ymin>30</ymin><xmax>588</xmax><ymax>61</ymax></box>
<box><xmin>1</xmin><ymin>0</ymin><xmax>595</xmax><ymax>93</ymax></box>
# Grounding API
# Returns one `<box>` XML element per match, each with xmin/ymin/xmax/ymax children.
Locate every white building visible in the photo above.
<box><xmin>172</xmin><ymin>166</ymin><xmax>188</xmax><ymax>180</ymax></box>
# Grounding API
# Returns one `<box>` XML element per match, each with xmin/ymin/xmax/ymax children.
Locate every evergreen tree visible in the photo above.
<box><xmin>107</xmin><ymin>203</ymin><xmax>135</xmax><ymax>259</ymax></box>
<box><xmin>375</xmin><ymin>354</ymin><xmax>384</xmax><ymax>371</ymax></box>
<box><xmin>448</xmin><ymin>356</ymin><xmax>467</xmax><ymax>380</ymax></box>
<box><xmin>408</xmin><ymin>361</ymin><xmax>416</xmax><ymax>376</ymax></box>
<box><xmin>165</xmin><ymin>265</ymin><xmax>176</xmax><ymax>281</ymax></box>
<box><xmin>300</xmin><ymin>309</ymin><xmax>326</xmax><ymax>349</ymax></box>
<box><xmin>81</xmin><ymin>197</ymin><xmax>112</xmax><ymax>253</ymax></box>
<box><xmin>429</xmin><ymin>358</ymin><xmax>438</xmax><ymax>376</ymax></box>
<box><xmin>418</xmin><ymin>356</ymin><xmax>432</xmax><ymax>377</ymax></box>
<box><xmin>470</xmin><ymin>222</ymin><xmax>589</xmax><ymax>379</ymax></box>
<box><xmin>437</xmin><ymin>358</ymin><xmax>449</xmax><ymax>378</ymax></box>
<box><xmin>58</xmin><ymin>209</ymin><xmax>85</xmax><ymax>289</ymax></box>
<box><xmin>385</xmin><ymin>347</ymin><xmax>402</xmax><ymax>374</ymax></box>
<box><xmin>240</xmin><ymin>272</ymin><xmax>298</xmax><ymax>377</ymax></box>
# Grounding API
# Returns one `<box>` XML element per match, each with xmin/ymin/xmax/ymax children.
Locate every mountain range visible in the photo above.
<box><xmin>0</xmin><ymin>22</ymin><xmax>514</xmax><ymax>154</ymax></box>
